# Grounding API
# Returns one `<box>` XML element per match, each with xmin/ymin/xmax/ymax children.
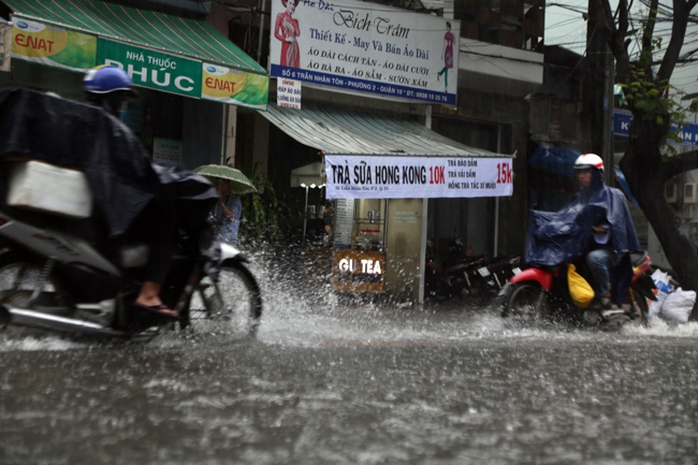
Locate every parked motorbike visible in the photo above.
<box><xmin>0</xmin><ymin>205</ymin><xmax>262</xmax><ymax>340</ymax></box>
<box><xmin>464</xmin><ymin>254</ymin><xmax>522</xmax><ymax>305</ymax></box>
<box><xmin>424</xmin><ymin>236</ymin><xmax>486</xmax><ymax>303</ymax></box>
<box><xmin>495</xmin><ymin>251</ymin><xmax>656</xmax><ymax>329</ymax></box>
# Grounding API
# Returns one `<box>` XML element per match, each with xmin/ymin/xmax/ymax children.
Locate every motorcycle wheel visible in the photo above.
<box><xmin>458</xmin><ymin>278</ymin><xmax>490</xmax><ymax>306</ymax></box>
<box><xmin>188</xmin><ymin>262</ymin><xmax>262</xmax><ymax>338</ymax></box>
<box><xmin>624</xmin><ymin>285</ymin><xmax>649</xmax><ymax>326</ymax></box>
<box><xmin>499</xmin><ymin>281</ymin><xmax>548</xmax><ymax>320</ymax></box>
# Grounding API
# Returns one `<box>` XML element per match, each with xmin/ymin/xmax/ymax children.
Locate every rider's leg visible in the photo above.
<box><xmin>134</xmin><ymin>195</ymin><xmax>178</xmax><ymax>315</ymax></box>
<box><xmin>586</xmin><ymin>248</ymin><xmax>621</xmax><ymax>305</ymax></box>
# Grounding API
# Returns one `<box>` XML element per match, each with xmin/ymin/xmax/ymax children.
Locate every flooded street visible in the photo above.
<box><xmin>1</xmin><ymin>261</ymin><xmax>698</xmax><ymax>465</ymax></box>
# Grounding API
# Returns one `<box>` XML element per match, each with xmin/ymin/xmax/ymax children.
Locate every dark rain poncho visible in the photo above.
<box><xmin>526</xmin><ymin>169</ymin><xmax>641</xmax><ymax>305</ymax></box>
<box><xmin>0</xmin><ymin>87</ymin><xmax>216</xmax><ymax>237</ymax></box>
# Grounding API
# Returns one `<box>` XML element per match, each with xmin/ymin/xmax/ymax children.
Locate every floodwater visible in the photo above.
<box><xmin>1</xmin><ymin>257</ymin><xmax>697</xmax><ymax>465</ymax></box>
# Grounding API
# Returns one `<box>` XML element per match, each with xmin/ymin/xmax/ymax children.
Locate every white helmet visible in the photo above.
<box><xmin>574</xmin><ymin>153</ymin><xmax>604</xmax><ymax>172</ymax></box>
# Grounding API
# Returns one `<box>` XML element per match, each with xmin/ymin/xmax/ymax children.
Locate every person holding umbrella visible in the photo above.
<box><xmin>214</xmin><ymin>179</ymin><xmax>243</xmax><ymax>245</ymax></box>
<box><xmin>193</xmin><ymin>164</ymin><xmax>258</xmax><ymax>246</ymax></box>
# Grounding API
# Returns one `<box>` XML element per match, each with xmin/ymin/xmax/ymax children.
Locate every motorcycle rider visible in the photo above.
<box><xmin>83</xmin><ymin>65</ymin><xmax>138</xmax><ymax>119</ymax></box>
<box><xmin>83</xmin><ymin>65</ymin><xmax>179</xmax><ymax>320</ymax></box>
<box><xmin>573</xmin><ymin>153</ymin><xmax>641</xmax><ymax>311</ymax></box>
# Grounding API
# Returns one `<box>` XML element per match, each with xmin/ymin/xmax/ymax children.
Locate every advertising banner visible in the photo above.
<box><xmin>11</xmin><ymin>18</ymin><xmax>96</xmax><ymax>71</ymax></box>
<box><xmin>98</xmin><ymin>41</ymin><xmax>269</xmax><ymax>109</ymax></box>
<box><xmin>270</xmin><ymin>0</ymin><xmax>459</xmax><ymax>105</ymax></box>
<box><xmin>98</xmin><ymin>39</ymin><xmax>201</xmax><ymax>98</ymax></box>
<box><xmin>325</xmin><ymin>155</ymin><xmax>513</xmax><ymax>199</ymax></box>
<box><xmin>277</xmin><ymin>78</ymin><xmax>302</xmax><ymax>109</ymax></box>
<box><xmin>201</xmin><ymin>62</ymin><xmax>269</xmax><ymax>109</ymax></box>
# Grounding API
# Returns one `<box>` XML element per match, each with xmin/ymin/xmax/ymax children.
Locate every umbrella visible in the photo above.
<box><xmin>193</xmin><ymin>164</ymin><xmax>258</xmax><ymax>195</ymax></box>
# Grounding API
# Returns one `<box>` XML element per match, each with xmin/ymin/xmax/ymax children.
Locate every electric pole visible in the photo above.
<box><xmin>584</xmin><ymin>0</ymin><xmax>615</xmax><ymax>185</ymax></box>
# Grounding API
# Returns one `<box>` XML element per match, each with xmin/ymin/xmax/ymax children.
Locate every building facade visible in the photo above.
<box><xmin>1</xmin><ymin>0</ymin><xmax>546</xmax><ymax>302</ymax></box>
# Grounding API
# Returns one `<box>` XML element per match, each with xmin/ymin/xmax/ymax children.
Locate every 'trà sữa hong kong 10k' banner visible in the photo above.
<box><xmin>269</xmin><ymin>0</ymin><xmax>459</xmax><ymax>105</ymax></box>
<box><xmin>324</xmin><ymin>156</ymin><xmax>513</xmax><ymax>199</ymax></box>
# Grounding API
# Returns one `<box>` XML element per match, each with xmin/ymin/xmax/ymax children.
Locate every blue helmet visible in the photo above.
<box><xmin>83</xmin><ymin>66</ymin><xmax>134</xmax><ymax>94</ymax></box>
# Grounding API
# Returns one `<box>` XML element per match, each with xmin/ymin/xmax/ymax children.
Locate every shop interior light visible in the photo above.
<box><xmin>300</xmin><ymin>183</ymin><xmax>307</xmax><ymax>188</ymax></box>
<box><xmin>310</xmin><ymin>183</ymin><xmax>316</xmax><ymax>188</ymax></box>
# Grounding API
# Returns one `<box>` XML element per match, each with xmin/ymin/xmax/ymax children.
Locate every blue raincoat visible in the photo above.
<box><xmin>526</xmin><ymin>169</ymin><xmax>641</xmax><ymax>305</ymax></box>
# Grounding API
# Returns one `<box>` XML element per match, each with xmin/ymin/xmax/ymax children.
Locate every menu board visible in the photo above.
<box><xmin>333</xmin><ymin>198</ymin><xmax>355</xmax><ymax>249</ymax></box>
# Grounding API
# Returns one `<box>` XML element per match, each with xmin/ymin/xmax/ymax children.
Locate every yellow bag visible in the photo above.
<box><xmin>568</xmin><ymin>264</ymin><xmax>594</xmax><ymax>308</ymax></box>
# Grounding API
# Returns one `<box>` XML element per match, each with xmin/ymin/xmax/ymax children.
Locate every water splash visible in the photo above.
<box><xmin>2</xmin><ymin>248</ymin><xmax>698</xmax><ymax>351</ymax></box>
<box><xmin>0</xmin><ymin>334</ymin><xmax>88</xmax><ymax>352</ymax></box>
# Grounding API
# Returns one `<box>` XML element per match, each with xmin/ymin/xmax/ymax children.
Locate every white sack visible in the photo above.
<box><xmin>648</xmin><ymin>269</ymin><xmax>674</xmax><ymax>318</ymax></box>
<box><xmin>660</xmin><ymin>288</ymin><xmax>696</xmax><ymax>324</ymax></box>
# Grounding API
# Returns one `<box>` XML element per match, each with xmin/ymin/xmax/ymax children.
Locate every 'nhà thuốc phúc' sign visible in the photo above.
<box><xmin>11</xmin><ymin>18</ymin><xmax>269</xmax><ymax>109</ymax></box>
<box><xmin>324</xmin><ymin>155</ymin><xmax>513</xmax><ymax>199</ymax></box>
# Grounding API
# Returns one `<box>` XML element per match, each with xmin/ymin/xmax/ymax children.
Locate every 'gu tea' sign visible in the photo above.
<box><xmin>332</xmin><ymin>249</ymin><xmax>385</xmax><ymax>293</ymax></box>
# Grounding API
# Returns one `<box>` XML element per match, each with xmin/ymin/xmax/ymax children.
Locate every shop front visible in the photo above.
<box><xmin>263</xmin><ymin>103</ymin><xmax>514</xmax><ymax>302</ymax></box>
<box><xmin>0</xmin><ymin>0</ymin><xmax>269</xmax><ymax>168</ymax></box>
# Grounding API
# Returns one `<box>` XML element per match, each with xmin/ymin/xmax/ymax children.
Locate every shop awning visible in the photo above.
<box><xmin>291</xmin><ymin>161</ymin><xmax>324</xmax><ymax>188</ymax></box>
<box><xmin>5</xmin><ymin>0</ymin><xmax>265</xmax><ymax>75</ymax></box>
<box><xmin>261</xmin><ymin>104</ymin><xmax>501</xmax><ymax>158</ymax></box>
<box><xmin>261</xmin><ymin>104</ymin><xmax>514</xmax><ymax>199</ymax></box>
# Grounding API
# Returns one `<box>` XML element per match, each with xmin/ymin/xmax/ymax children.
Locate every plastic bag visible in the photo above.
<box><xmin>660</xmin><ymin>288</ymin><xmax>696</xmax><ymax>323</ymax></box>
<box><xmin>568</xmin><ymin>264</ymin><xmax>594</xmax><ymax>308</ymax></box>
<box><xmin>648</xmin><ymin>269</ymin><xmax>674</xmax><ymax>318</ymax></box>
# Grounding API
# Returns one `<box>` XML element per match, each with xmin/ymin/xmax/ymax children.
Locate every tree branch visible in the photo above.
<box><xmin>642</xmin><ymin>0</ymin><xmax>659</xmax><ymax>57</ymax></box>
<box><xmin>664</xmin><ymin>148</ymin><xmax>698</xmax><ymax>178</ymax></box>
<box><xmin>611</xmin><ymin>0</ymin><xmax>632</xmax><ymax>81</ymax></box>
<box><xmin>657</xmin><ymin>0</ymin><xmax>691</xmax><ymax>83</ymax></box>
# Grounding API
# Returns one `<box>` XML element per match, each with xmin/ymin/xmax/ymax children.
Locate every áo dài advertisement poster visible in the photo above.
<box><xmin>269</xmin><ymin>0</ymin><xmax>459</xmax><ymax>105</ymax></box>
<box><xmin>325</xmin><ymin>155</ymin><xmax>513</xmax><ymax>199</ymax></box>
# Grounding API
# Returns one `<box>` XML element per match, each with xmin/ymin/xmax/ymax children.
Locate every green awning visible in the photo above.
<box><xmin>261</xmin><ymin>104</ymin><xmax>503</xmax><ymax>157</ymax></box>
<box><xmin>4</xmin><ymin>0</ymin><xmax>265</xmax><ymax>75</ymax></box>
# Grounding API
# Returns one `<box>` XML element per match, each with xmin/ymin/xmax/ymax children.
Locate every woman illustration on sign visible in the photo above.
<box><xmin>274</xmin><ymin>0</ymin><xmax>301</xmax><ymax>68</ymax></box>
<box><xmin>437</xmin><ymin>22</ymin><xmax>454</xmax><ymax>89</ymax></box>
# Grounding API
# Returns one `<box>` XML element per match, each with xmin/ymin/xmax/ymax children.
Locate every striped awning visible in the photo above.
<box><xmin>261</xmin><ymin>104</ymin><xmax>504</xmax><ymax>158</ymax></box>
<box><xmin>4</xmin><ymin>0</ymin><xmax>265</xmax><ymax>75</ymax></box>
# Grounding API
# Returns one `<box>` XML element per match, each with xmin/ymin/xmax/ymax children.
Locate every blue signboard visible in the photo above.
<box><xmin>614</xmin><ymin>108</ymin><xmax>698</xmax><ymax>147</ymax></box>
<box><xmin>271</xmin><ymin>65</ymin><xmax>454</xmax><ymax>105</ymax></box>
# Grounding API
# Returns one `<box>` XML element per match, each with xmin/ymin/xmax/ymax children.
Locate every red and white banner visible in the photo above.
<box><xmin>325</xmin><ymin>155</ymin><xmax>513</xmax><ymax>199</ymax></box>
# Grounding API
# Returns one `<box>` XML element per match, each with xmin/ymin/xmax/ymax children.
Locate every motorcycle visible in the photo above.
<box><xmin>0</xmin><ymin>88</ymin><xmax>261</xmax><ymax>341</ymax></box>
<box><xmin>424</xmin><ymin>236</ymin><xmax>487</xmax><ymax>303</ymax></box>
<box><xmin>0</xmin><ymin>205</ymin><xmax>262</xmax><ymax>340</ymax></box>
<box><xmin>464</xmin><ymin>254</ymin><xmax>522</xmax><ymax>305</ymax></box>
<box><xmin>495</xmin><ymin>251</ymin><xmax>656</xmax><ymax>329</ymax></box>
